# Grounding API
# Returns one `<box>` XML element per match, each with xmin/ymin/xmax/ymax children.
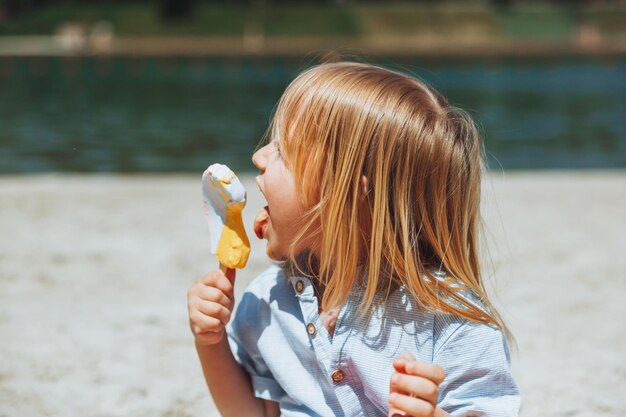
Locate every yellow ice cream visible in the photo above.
<box><xmin>216</xmin><ymin>203</ymin><xmax>250</xmax><ymax>269</ymax></box>
<box><xmin>203</xmin><ymin>164</ymin><xmax>251</xmax><ymax>270</ymax></box>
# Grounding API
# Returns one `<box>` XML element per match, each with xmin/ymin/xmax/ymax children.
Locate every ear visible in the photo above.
<box><xmin>359</xmin><ymin>175</ymin><xmax>369</xmax><ymax>200</ymax></box>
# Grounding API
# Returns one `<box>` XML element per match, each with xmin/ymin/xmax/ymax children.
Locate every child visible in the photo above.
<box><xmin>187</xmin><ymin>61</ymin><xmax>521</xmax><ymax>417</ymax></box>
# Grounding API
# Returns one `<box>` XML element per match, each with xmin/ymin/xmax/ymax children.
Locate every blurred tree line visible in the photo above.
<box><xmin>2</xmin><ymin>0</ymin><xmax>620</xmax><ymax>21</ymax></box>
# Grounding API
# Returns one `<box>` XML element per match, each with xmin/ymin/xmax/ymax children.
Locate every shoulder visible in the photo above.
<box><xmin>433</xmin><ymin>314</ymin><xmax>520</xmax><ymax>415</ymax></box>
<box><xmin>420</xmin><ymin>270</ymin><xmax>505</xmax><ymax>355</ymax></box>
<box><xmin>433</xmin><ymin>313</ymin><xmax>509</xmax><ymax>360</ymax></box>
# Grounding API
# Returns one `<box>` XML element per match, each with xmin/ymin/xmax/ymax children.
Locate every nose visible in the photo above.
<box><xmin>252</xmin><ymin>143</ymin><xmax>270</xmax><ymax>172</ymax></box>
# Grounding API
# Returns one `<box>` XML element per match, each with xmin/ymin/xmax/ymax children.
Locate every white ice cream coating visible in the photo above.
<box><xmin>201</xmin><ymin>163</ymin><xmax>247</xmax><ymax>255</ymax></box>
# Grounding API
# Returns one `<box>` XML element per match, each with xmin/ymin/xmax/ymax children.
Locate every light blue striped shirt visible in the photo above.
<box><xmin>227</xmin><ymin>265</ymin><xmax>520</xmax><ymax>416</ymax></box>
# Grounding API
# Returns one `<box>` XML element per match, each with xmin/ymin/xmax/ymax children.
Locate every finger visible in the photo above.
<box><xmin>391</xmin><ymin>372</ymin><xmax>439</xmax><ymax>405</ymax></box>
<box><xmin>195</xmin><ymin>301</ymin><xmax>232</xmax><ymax>325</ymax></box>
<box><xmin>196</xmin><ymin>285</ymin><xmax>231</xmax><ymax>306</ymax></box>
<box><xmin>389</xmin><ymin>377</ymin><xmax>405</xmax><ymax>417</ymax></box>
<box><xmin>390</xmin><ymin>352</ymin><xmax>417</xmax><ymax>417</ymax></box>
<box><xmin>393</xmin><ymin>352</ymin><xmax>416</xmax><ymax>373</ymax></box>
<box><xmin>405</xmin><ymin>361</ymin><xmax>446</xmax><ymax>385</ymax></box>
<box><xmin>189</xmin><ymin>311</ymin><xmax>224</xmax><ymax>334</ymax></box>
<box><xmin>198</xmin><ymin>271</ymin><xmax>234</xmax><ymax>296</ymax></box>
<box><xmin>389</xmin><ymin>392</ymin><xmax>435</xmax><ymax>417</ymax></box>
<box><xmin>388</xmin><ymin>407</ymin><xmax>406</xmax><ymax>417</ymax></box>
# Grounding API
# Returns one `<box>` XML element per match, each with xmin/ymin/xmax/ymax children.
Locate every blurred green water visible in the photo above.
<box><xmin>0</xmin><ymin>56</ymin><xmax>624</xmax><ymax>173</ymax></box>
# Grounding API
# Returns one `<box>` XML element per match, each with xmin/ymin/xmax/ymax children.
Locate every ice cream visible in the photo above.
<box><xmin>202</xmin><ymin>163</ymin><xmax>250</xmax><ymax>269</ymax></box>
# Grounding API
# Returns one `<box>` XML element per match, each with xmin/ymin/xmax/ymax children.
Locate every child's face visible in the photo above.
<box><xmin>252</xmin><ymin>140</ymin><xmax>314</xmax><ymax>261</ymax></box>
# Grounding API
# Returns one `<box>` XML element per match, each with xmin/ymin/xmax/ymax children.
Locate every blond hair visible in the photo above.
<box><xmin>263</xmin><ymin>61</ymin><xmax>509</xmax><ymax>338</ymax></box>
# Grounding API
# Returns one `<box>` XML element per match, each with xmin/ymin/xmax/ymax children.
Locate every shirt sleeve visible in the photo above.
<box><xmin>433</xmin><ymin>317</ymin><xmax>521</xmax><ymax>417</ymax></box>
<box><xmin>226</xmin><ymin>290</ymin><xmax>286</xmax><ymax>402</ymax></box>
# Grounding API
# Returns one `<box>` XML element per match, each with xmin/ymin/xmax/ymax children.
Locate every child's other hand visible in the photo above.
<box><xmin>388</xmin><ymin>353</ymin><xmax>446</xmax><ymax>417</ymax></box>
<box><xmin>187</xmin><ymin>269</ymin><xmax>235</xmax><ymax>346</ymax></box>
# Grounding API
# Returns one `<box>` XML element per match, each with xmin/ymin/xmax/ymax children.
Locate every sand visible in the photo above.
<box><xmin>0</xmin><ymin>171</ymin><xmax>624</xmax><ymax>417</ymax></box>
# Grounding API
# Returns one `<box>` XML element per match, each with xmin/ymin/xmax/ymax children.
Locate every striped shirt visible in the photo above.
<box><xmin>227</xmin><ymin>265</ymin><xmax>521</xmax><ymax>416</ymax></box>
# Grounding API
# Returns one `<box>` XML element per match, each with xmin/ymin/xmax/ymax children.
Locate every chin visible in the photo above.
<box><xmin>265</xmin><ymin>244</ymin><xmax>289</xmax><ymax>262</ymax></box>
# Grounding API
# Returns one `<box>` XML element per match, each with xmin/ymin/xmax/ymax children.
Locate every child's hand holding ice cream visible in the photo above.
<box><xmin>187</xmin><ymin>269</ymin><xmax>236</xmax><ymax>346</ymax></box>
<box><xmin>188</xmin><ymin>163</ymin><xmax>250</xmax><ymax>346</ymax></box>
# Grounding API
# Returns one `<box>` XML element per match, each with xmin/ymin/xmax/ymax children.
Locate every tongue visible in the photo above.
<box><xmin>254</xmin><ymin>206</ymin><xmax>270</xmax><ymax>239</ymax></box>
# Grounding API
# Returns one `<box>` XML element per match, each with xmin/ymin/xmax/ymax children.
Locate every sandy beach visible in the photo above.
<box><xmin>0</xmin><ymin>171</ymin><xmax>625</xmax><ymax>417</ymax></box>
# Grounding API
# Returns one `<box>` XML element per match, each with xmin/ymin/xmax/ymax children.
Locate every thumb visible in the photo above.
<box><xmin>220</xmin><ymin>263</ymin><xmax>236</xmax><ymax>284</ymax></box>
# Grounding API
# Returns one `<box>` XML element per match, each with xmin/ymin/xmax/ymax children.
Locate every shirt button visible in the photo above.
<box><xmin>306</xmin><ymin>323</ymin><xmax>317</xmax><ymax>337</ymax></box>
<box><xmin>331</xmin><ymin>369</ymin><xmax>345</xmax><ymax>383</ymax></box>
<box><xmin>295</xmin><ymin>280</ymin><xmax>305</xmax><ymax>293</ymax></box>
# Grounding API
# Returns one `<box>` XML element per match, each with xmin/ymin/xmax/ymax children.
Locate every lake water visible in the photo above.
<box><xmin>0</xmin><ymin>56</ymin><xmax>624</xmax><ymax>173</ymax></box>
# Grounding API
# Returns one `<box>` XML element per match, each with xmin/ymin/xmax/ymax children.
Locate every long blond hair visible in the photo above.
<box><xmin>264</xmin><ymin>61</ymin><xmax>509</xmax><ymax>337</ymax></box>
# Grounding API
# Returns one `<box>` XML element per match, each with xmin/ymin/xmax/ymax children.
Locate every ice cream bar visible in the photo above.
<box><xmin>202</xmin><ymin>163</ymin><xmax>250</xmax><ymax>269</ymax></box>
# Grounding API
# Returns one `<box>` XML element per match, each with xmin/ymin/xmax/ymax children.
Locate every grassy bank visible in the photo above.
<box><xmin>1</xmin><ymin>3</ymin><xmax>625</xmax><ymax>41</ymax></box>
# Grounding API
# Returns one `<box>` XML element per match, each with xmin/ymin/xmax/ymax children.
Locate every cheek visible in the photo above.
<box><xmin>269</xmin><ymin>206</ymin><xmax>298</xmax><ymax>237</ymax></box>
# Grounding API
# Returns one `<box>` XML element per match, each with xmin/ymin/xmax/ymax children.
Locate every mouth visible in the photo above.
<box><xmin>253</xmin><ymin>175</ymin><xmax>271</xmax><ymax>239</ymax></box>
<box><xmin>254</xmin><ymin>205</ymin><xmax>270</xmax><ymax>239</ymax></box>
